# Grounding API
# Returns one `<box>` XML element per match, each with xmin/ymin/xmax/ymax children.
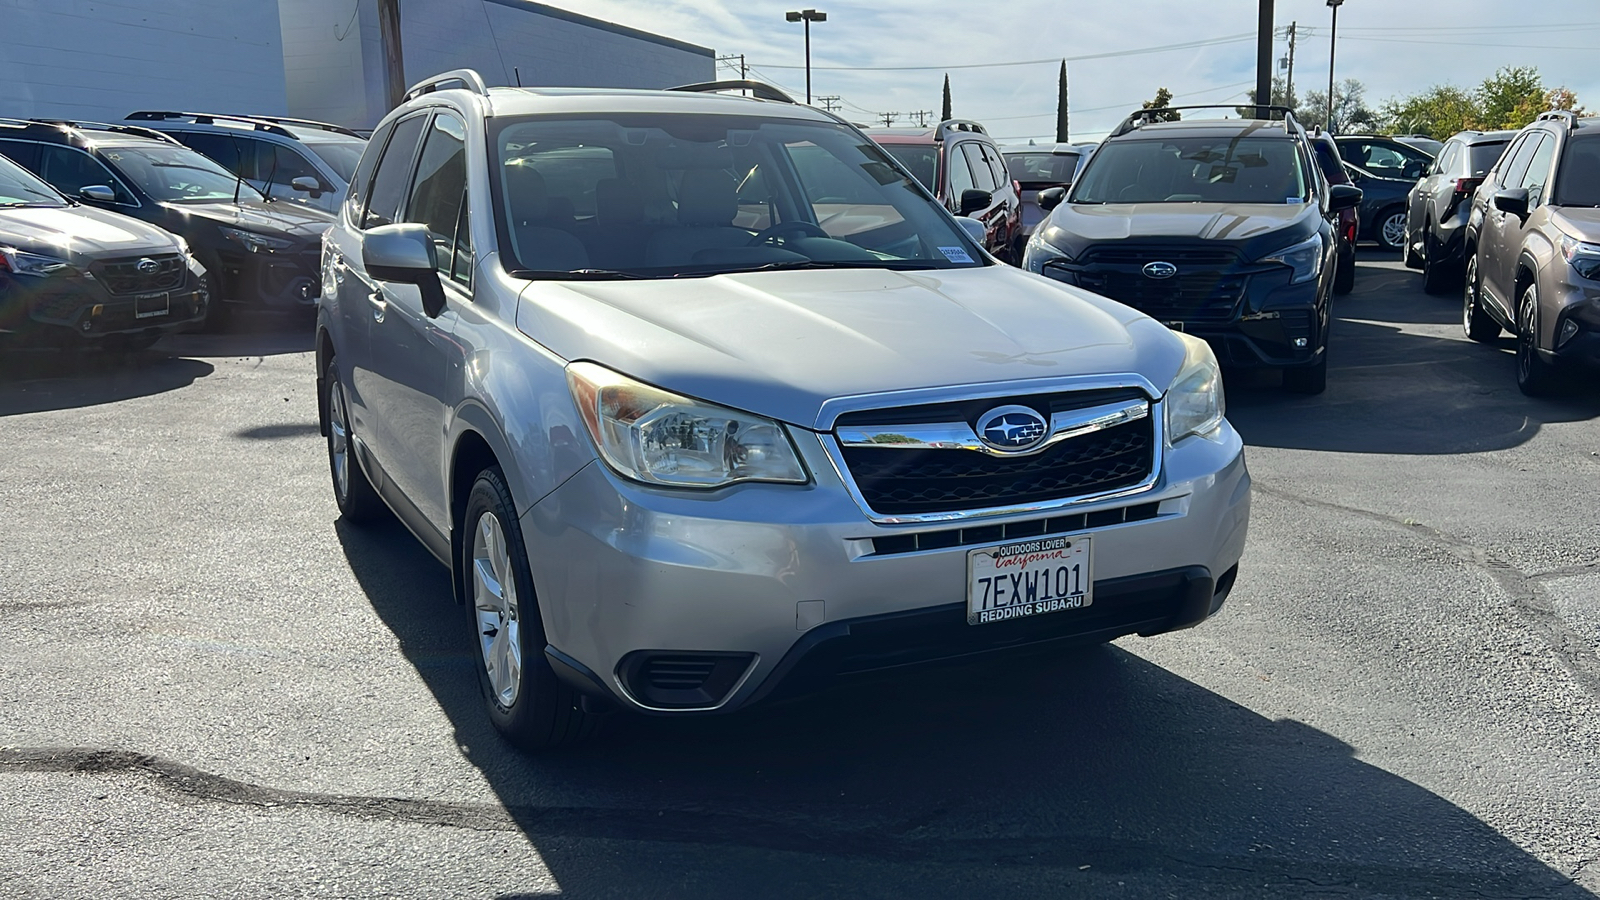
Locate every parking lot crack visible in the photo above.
<box><xmin>1252</xmin><ymin>482</ymin><xmax>1600</xmax><ymax>700</ymax></box>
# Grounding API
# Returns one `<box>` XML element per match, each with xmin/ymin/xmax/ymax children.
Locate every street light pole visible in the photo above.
<box><xmin>785</xmin><ymin>9</ymin><xmax>827</xmax><ymax>104</ymax></box>
<box><xmin>1326</xmin><ymin>0</ymin><xmax>1343</xmax><ymax>131</ymax></box>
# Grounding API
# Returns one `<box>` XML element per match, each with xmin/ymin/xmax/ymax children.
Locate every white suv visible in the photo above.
<box><xmin>316</xmin><ymin>70</ymin><xmax>1251</xmax><ymax>750</ymax></box>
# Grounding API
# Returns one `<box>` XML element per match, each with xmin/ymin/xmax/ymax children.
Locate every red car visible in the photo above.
<box><xmin>1310</xmin><ymin>132</ymin><xmax>1358</xmax><ymax>294</ymax></box>
<box><xmin>866</xmin><ymin>120</ymin><xmax>1024</xmax><ymax>263</ymax></box>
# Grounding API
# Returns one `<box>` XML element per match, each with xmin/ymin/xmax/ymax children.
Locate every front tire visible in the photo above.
<box><xmin>1333</xmin><ymin>244</ymin><xmax>1355</xmax><ymax>295</ymax></box>
<box><xmin>463</xmin><ymin>467</ymin><xmax>598</xmax><ymax>752</ymax></box>
<box><xmin>1462</xmin><ymin>253</ymin><xmax>1500</xmax><ymax>343</ymax></box>
<box><xmin>324</xmin><ymin>358</ymin><xmax>385</xmax><ymax>523</ymax></box>
<box><xmin>1283</xmin><ymin>351</ymin><xmax>1328</xmax><ymax>395</ymax></box>
<box><xmin>1515</xmin><ymin>283</ymin><xmax>1561</xmax><ymax>397</ymax></box>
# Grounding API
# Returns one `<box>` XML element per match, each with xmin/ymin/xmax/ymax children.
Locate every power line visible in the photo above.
<box><xmin>756</xmin><ymin>31</ymin><xmax>1255</xmax><ymax>72</ymax></box>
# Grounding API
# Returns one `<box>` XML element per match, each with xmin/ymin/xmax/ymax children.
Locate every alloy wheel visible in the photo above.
<box><xmin>1380</xmin><ymin>212</ymin><xmax>1407</xmax><ymax>251</ymax></box>
<box><xmin>328</xmin><ymin>383</ymin><xmax>351</xmax><ymax>502</ymax></box>
<box><xmin>472</xmin><ymin>511</ymin><xmax>523</xmax><ymax>709</ymax></box>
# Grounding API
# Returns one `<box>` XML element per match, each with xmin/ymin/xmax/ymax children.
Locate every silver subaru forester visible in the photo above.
<box><xmin>316</xmin><ymin>70</ymin><xmax>1251</xmax><ymax>750</ymax></box>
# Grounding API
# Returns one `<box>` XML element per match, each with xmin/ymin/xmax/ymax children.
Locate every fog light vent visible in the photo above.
<box><xmin>618</xmin><ymin>651</ymin><xmax>755</xmax><ymax>709</ymax></box>
<box><xmin>1558</xmin><ymin>318</ymin><xmax>1579</xmax><ymax>347</ymax></box>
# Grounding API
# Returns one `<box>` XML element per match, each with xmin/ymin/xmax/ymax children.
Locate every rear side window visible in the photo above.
<box><xmin>345</xmin><ymin>119</ymin><xmax>395</xmax><ymax>224</ymax></box>
<box><xmin>1433</xmin><ymin>142</ymin><xmax>1460</xmax><ymax>176</ymax></box>
<box><xmin>947</xmin><ymin>144</ymin><xmax>976</xmax><ymax>199</ymax></box>
<box><xmin>1555</xmin><ymin>134</ymin><xmax>1600</xmax><ymax>206</ymax></box>
<box><xmin>174</xmin><ymin>132</ymin><xmax>241</xmax><ymax>174</ymax></box>
<box><xmin>362</xmin><ymin>114</ymin><xmax>428</xmax><ymax>229</ymax></box>
<box><xmin>0</xmin><ymin>139</ymin><xmax>41</xmax><ymax>170</ymax></box>
<box><xmin>405</xmin><ymin>114</ymin><xmax>470</xmax><ymax>285</ymax></box>
<box><xmin>38</xmin><ymin>146</ymin><xmax>136</xmax><ymax>204</ymax></box>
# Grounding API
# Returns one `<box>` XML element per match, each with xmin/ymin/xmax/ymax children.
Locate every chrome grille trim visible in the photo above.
<box><xmin>837</xmin><ymin>399</ymin><xmax>1149</xmax><ymax>458</ymax></box>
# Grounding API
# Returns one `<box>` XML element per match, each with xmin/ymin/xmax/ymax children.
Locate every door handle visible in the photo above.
<box><xmin>367</xmin><ymin>290</ymin><xmax>387</xmax><ymax>323</ymax></box>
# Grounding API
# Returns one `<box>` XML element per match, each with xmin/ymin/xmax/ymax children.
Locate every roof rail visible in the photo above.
<box><xmin>1537</xmin><ymin>109</ymin><xmax>1579</xmax><ymax>130</ymax></box>
<box><xmin>246</xmin><ymin>115</ymin><xmax>364</xmax><ymax>138</ymax></box>
<box><xmin>1109</xmin><ymin>104</ymin><xmax>1300</xmax><ymax>139</ymax></box>
<box><xmin>126</xmin><ymin>110</ymin><xmax>297</xmax><ymax>138</ymax></box>
<box><xmin>404</xmin><ymin>69</ymin><xmax>489</xmax><ymax>101</ymax></box>
<box><xmin>933</xmin><ymin>119</ymin><xmax>988</xmax><ymax>142</ymax></box>
<box><xmin>666</xmin><ymin>81</ymin><xmax>796</xmax><ymax>104</ymax></box>
<box><xmin>16</xmin><ymin>118</ymin><xmax>183</xmax><ymax>145</ymax></box>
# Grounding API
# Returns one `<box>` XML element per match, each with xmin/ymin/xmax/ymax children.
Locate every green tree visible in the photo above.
<box><xmin>1477</xmin><ymin>66</ymin><xmax>1544</xmax><ymax>129</ymax></box>
<box><xmin>1142</xmin><ymin>87</ymin><xmax>1180</xmax><ymax>122</ymax></box>
<box><xmin>1298</xmin><ymin>80</ymin><xmax>1376</xmax><ymax>132</ymax></box>
<box><xmin>1236</xmin><ymin>76</ymin><xmax>1297</xmax><ymax>118</ymax></box>
<box><xmin>1379</xmin><ymin>84</ymin><xmax>1479</xmax><ymax>137</ymax></box>
<box><xmin>941</xmin><ymin>74</ymin><xmax>952</xmax><ymax>121</ymax></box>
<box><xmin>1055</xmin><ymin>61</ymin><xmax>1070</xmax><ymax>143</ymax></box>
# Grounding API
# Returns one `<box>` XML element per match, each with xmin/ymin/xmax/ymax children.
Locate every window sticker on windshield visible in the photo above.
<box><xmin>938</xmin><ymin>246</ymin><xmax>975</xmax><ymax>264</ymax></box>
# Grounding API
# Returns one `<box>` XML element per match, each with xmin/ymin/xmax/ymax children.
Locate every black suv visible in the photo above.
<box><xmin>0</xmin><ymin>118</ymin><xmax>333</xmax><ymax>326</ymax></box>
<box><xmin>1024</xmin><ymin>106</ymin><xmax>1361</xmax><ymax>394</ymax></box>
<box><xmin>865</xmin><ymin>120</ymin><xmax>1023</xmax><ymax>262</ymax></box>
<box><xmin>1403</xmin><ymin>129</ymin><xmax>1517</xmax><ymax>293</ymax></box>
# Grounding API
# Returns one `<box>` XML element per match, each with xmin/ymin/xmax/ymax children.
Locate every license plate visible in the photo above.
<box><xmin>133</xmin><ymin>291</ymin><xmax>170</xmax><ymax>319</ymax></box>
<box><xmin>967</xmin><ymin>536</ymin><xmax>1092</xmax><ymax>625</ymax></box>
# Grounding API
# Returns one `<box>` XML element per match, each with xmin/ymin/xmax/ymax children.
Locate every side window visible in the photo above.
<box><xmin>274</xmin><ymin>146</ymin><xmax>324</xmax><ymax>190</ymax></box>
<box><xmin>362</xmin><ymin>114</ymin><xmax>428</xmax><ymax>229</ymax></box>
<box><xmin>0</xmin><ymin>140</ymin><xmax>41</xmax><ymax>170</ymax></box>
<box><xmin>1434</xmin><ymin>142</ymin><xmax>1459</xmax><ymax>176</ymax></box>
<box><xmin>175</xmin><ymin>132</ymin><xmax>241</xmax><ymax>175</ymax></box>
<box><xmin>38</xmin><ymin>146</ymin><xmax>134</xmax><ymax>203</ymax></box>
<box><xmin>1518</xmin><ymin>134</ymin><xmax>1556</xmax><ymax>206</ymax></box>
<box><xmin>232</xmin><ymin>137</ymin><xmax>273</xmax><ymax>181</ymax></box>
<box><xmin>945</xmin><ymin>144</ymin><xmax>976</xmax><ymax>200</ymax></box>
<box><xmin>962</xmin><ymin>143</ymin><xmax>997</xmax><ymax>192</ymax></box>
<box><xmin>345</xmin><ymin>119</ymin><xmax>395</xmax><ymax>224</ymax></box>
<box><xmin>404</xmin><ymin>113</ymin><xmax>470</xmax><ymax>285</ymax></box>
<box><xmin>982</xmin><ymin>144</ymin><xmax>1008</xmax><ymax>189</ymax></box>
<box><xmin>1499</xmin><ymin>134</ymin><xmax>1541</xmax><ymax>191</ymax></box>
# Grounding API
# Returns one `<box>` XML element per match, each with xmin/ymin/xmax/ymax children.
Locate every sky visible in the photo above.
<box><xmin>536</xmin><ymin>0</ymin><xmax>1600</xmax><ymax>143</ymax></box>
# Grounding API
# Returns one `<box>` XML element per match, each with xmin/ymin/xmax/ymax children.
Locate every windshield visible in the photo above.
<box><xmin>304</xmin><ymin>140</ymin><xmax>364</xmax><ymax>183</ymax></box>
<box><xmin>0</xmin><ymin>154</ymin><xmax>66</xmax><ymax>207</ymax></box>
<box><xmin>1004</xmin><ymin>152</ymin><xmax>1080</xmax><ymax>185</ymax></box>
<box><xmin>492</xmin><ymin>114</ymin><xmax>985</xmax><ymax>279</ymax></box>
<box><xmin>1071</xmin><ymin>135</ymin><xmax>1309</xmax><ymax>204</ymax></box>
<box><xmin>100</xmin><ymin>144</ymin><xmax>263</xmax><ymax>203</ymax></box>
<box><xmin>879</xmin><ymin>143</ymin><xmax>938</xmax><ymax>192</ymax></box>
<box><xmin>1556</xmin><ymin>134</ymin><xmax>1600</xmax><ymax>207</ymax></box>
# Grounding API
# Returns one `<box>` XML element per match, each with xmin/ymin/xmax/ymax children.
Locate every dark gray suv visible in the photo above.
<box><xmin>1404</xmin><ymin>129</ymin><xmax>1516</xmax><ymax>293</ymax></box>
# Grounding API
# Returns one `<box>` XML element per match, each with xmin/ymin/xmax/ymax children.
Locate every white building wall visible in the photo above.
<box><xmin>0</xmin><ymin>0</ymin><xmax>287</xmax><ymax>123</ymax></box>
<box><xmin>279</xmin><ymin>0</ymin><xmax>387</xmax><ymax>128</ymax></box>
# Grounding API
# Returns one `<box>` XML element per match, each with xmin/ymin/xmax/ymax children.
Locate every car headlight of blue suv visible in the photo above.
<box><xmin>567</xmin><ymin>361</ymin><xmax>809</xmax><ymax>488</ymax></box>
<box><xmin>1021</xmin><ymin>232</ymin><xmax>1072</xmax><ymax>274</ymax></box>
<box><xmin>1259</xmin><ymin>233</ymin><xmax>1323</xmax><ymax>284</ymax></box>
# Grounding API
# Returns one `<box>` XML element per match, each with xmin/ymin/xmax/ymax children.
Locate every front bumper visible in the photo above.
<box><xmin>1542</xmin><ymin>280</ymin><xmax>1600</xmax><ymax>368</ymax></box>
<box><xmin>0</xmin><ymin>268</ymin><xmax>206</xmax><ymax>343</ymax></box>
<box><xmin>212</xmin><ymin>242</ymin><xmax>322</xmax><ymax>308</ymax></box>
<box><xmin>523</xmin><ymin>421</ymin><xmax>1250</xmax><ymax>715</ymax></box>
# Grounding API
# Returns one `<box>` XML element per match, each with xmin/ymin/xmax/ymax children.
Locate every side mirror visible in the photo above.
<box><xmin>958</xmin><ymin>188</ymin><xmax>992</xmax><ymax>216</ymax></box>
<box><xmin>956</xmin><ymin>217</ymin><xmax>987</xmax><ymax>245</ymax></box>
<box><xmin>1492</xmin><ymin>188</ymin><xmax>1529</xmax><ymax>218</ymax></box>
<box><xmin>80</xmin><ymin>185</ymin><xmax>116</xmax><ymax>203</ymax></box>
<box><xmin>1327</xmin><ymin>183</ymin><xmax>1363</xmax><ymax>212</ymax></box>
<box><xmin>1037</xmin><ymin>186</ymin><xmax>1067</xmax><ymax>212</ymax></box>
<box><xmin>362</xmin><ymin>223</ymin><xmax>446</xmax><ymax>318</ymax></box>
<box><xmin>290</xmin><ymin>176</ymin><xmax>323</xmax><ymax>197</ymax></box>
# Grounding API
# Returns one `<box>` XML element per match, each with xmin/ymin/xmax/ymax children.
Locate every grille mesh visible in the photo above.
<box><xmin>90</xmin><ymin>255</ymin><xmax>185</xmax><ymax>295</ymax></box>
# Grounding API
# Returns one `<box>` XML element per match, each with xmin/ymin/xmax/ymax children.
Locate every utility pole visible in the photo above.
<box><xmin>1327</xmin><ymin>0</ymin><xmax>1344</xmax><ymax>131</ymax></box>
<box><xmin>817</xmin><ymin>96</ymin><xmax>841</xmax><ymax>112</ymax></box>
<box><xmin>1284</xmin><ymin>21</ymin><xmax>1297</xmax><ymax>109</ymax></box>
<box><xmin>716</xmin><ymin>54</ymin><xmax>748</xmax><ymax>79</ymax></box>
<box><xmin>377</xmin><ymin>0</ymin><xmax>405</xmax><ymax>112</ymax></box>
<box><xmin>909</xmin><ymin>110</ymin><xmax>934</xmax><ymax>127</ymax></box>
<box><xmin>1255</xmin><ymin>0</ymin><xmax>1274</xmax><ymax>120</ymax></box>
<box><xmin>878</xmin><ymin>111</ymin><xmax>900</xmax><ymax>128</ymax></box>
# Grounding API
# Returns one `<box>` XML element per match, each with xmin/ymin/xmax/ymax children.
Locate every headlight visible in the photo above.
<box><xmin>220</xmin><ymin>226</ymin><xmax>294</xmax><ymax>253</ymax></box>
<box><xmin>1260</xmin><ymin>233</ymin><xmax>1323</xmax><ymax>284</ymax></box>
<box><xmin>1164</xmin><ymin>332</ymin><xmax>1225</xmax><ymax>443</ymax></box>
<box><xmin>566</xmin><ymin>362</ymin><xmax>808</xmax><ymax>488</ymax></box>
<box><xmin>0</xmin><ymin>247</ymin><xmax>71</xmax><ymax>276</ymax></box>
<box><xmin>1560</xmin><ymin>234</ymin><xmax>1600</xmax><ymax>281</ymax></box>
<box><xmin>1022</xmin><ymin>232</ymin><xmax>1072</xmax><ymax>274</ymax></box>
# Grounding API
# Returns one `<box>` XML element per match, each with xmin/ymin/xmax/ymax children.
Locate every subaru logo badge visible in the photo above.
<box><xmin>976</xmin><ymin>405</ymin><xmax>1049</xmax><ymax>453</ymax></box>
<box><xmin>1142</xmin><ymin>261</ymin><xmax>1178</xmax><ymax>279</ymax></box>
<box><xmin>136</xmin><ymin>257</ymin><xmax>160</xmax><ymax>274</ymax></box>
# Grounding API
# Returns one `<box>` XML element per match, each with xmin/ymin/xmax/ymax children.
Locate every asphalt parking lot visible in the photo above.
<box><xmin>2</xmin><ymin>254</ymin><xmax>1597</xmax><ymax>899</ymax></box>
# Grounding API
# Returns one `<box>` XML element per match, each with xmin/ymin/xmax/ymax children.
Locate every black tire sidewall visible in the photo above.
<box><xmin>323</xmin><ymin>357</ymin><xmax>383</xmax><ymax>521</ymax></box>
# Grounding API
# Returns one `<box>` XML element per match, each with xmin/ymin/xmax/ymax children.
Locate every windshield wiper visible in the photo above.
<box><xmin>508</xmin><ymin>268</ymin><xmax>650</xmax><ymax>280</ymax></box>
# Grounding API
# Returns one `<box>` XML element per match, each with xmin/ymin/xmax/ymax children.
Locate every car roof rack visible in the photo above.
<box><xmin>1109</xmin><ymin>104</ymin><xmax>1301</xmax><ymax>139</ymax></box>
<box><xmin>666</xmin><ymin>81</ymin><xmax>796</xmax><ymax>104</ymax></box>
<box><xmin>126</xmin><ymin>110</ymin><xmax>298</xmax><ymax>138</ymax></box>
<box><xmin>246</xmin><ymin>115</ymin><xmax>364</xmax><ymax>138</ymax></box>
<box><xmin>1</xmin><ymin>117</ymin><xmax>183</xmax><ymax>145</ymax></box>
<box><xmin>404</xmin><ymin>69</ymin><xmax>489</xmax><ymax>101</ymax></box>
<box><xmin>934</xmin><ymin>119</ymin><xmax>987</xmax><ymax>142</ymax></box>
<box><xmin>1537</xmin><ymin>109</ymin><xmax>1580</xmax><ymax>130</ymax></box>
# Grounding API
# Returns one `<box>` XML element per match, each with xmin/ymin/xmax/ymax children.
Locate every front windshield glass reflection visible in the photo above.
<box><xmin>1072</xmin><ymin>136</ymin><xmax>1309</xmax><ymax>205</ymax></box>
<box><xmin>101</xmin><ymin>144</ymin><xmax>264</xmax><ymax>203</ymax></box>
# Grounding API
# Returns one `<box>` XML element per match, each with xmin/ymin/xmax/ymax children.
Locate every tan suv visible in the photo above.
<box><xmin>1463</xmin><ymin>111</ymin><xmax>1600</xmax><ymax>395</ymax></box>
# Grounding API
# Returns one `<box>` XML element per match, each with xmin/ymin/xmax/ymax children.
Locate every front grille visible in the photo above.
<box><xmin>869</xmin><ymin>501</ymin><xmax>1162</xmax><ymax>556</ymax></box>
<box><xmin>90</xmin><ymin>255</ymin><xmax>185</xmax><ymax>295</ymax></box>
<box><xmin>839</xmin><ymin>415</ymin><xmax>1155</xmax><ymax>516</ymax></box>
<box><xmin>1067</xmin><ymin>245</ymin><xmax>1251</xmax><ymax>322</ymax></box>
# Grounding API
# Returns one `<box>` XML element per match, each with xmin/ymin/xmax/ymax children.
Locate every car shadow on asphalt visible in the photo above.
<box><xmin>1225</xmin><ymin>261</ymin><xmax>1600</xmax><ymax>455</ymax></box>
<box><xmin>334</xmin><ymin>516</ymin><xmax>1590</xmax><ymax>898</ymax></box>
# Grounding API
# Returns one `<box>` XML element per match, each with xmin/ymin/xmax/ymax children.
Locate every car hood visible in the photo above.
<box><xmin>161</xmin><ymin>199</ymin><xmax>333</xmax><ymax>238</ymax></box>
<box><xmin>0</xmin><ymin>204</ymin><xmax>179</xmax><ymax>263</ymax></box>
<box><xmin>1553</xmin><ymin>207</ymin><xmax>1600</xmax><ymax>238</ymax></box>
<box><xmin>1038</xmin><ymin>201</ymin><xmax>1322</xmax><ymax>261</ymax></box>
<box><xmin>516</xmin><ymin>265</ymin><xmax>1186</xmax><ymax>429</ymax></box>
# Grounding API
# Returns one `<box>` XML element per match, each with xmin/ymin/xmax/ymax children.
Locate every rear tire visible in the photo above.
<box><xmin>1283</xmin><ymin>351</ymin><xmax>1328</xmax><ymax>395</ymax></box>
<box><xmin>463</xmin><ymin>467</ymin><xmax>599</xmax><ymax>752</ymax></box>
<box><xmin>1462</xmin><ymin>253</ymin><xmax>1500</xmax><ymax>343</ymax></box>
<box><xmin>324</xmin><ymin>357</ymin><xmax>385</xmax><ymax>523</ymax></box>
<box><xmin>1515</xmin><ymin>283</ymin><xmax>1561</xmax><ymax>397</ymax></box>
<box><xmin>1421</xmin><ymin>231</ymin><xmax>1454</xmax><ymax>295</ymax></box>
